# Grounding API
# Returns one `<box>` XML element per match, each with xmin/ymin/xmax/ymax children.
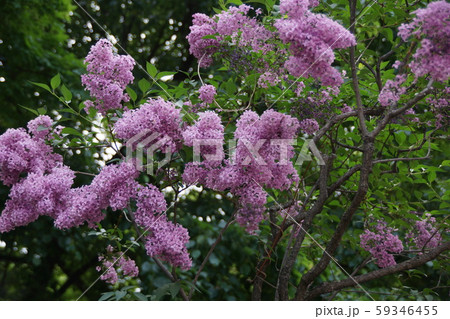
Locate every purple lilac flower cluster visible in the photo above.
<box><xmin>183</xmin><ymin>110</ymin><xmax>299</xmax><ymax>233</ymax></box>
<box><xmin>97</xmin><ymin>245</ymin><xmax>139</xmax><ymax>284</ymax></box>
<box><xmin>0</xmin><ymin>166</ymin><xmax>75</xmax><ymax>233</ymax></box>
<box><xmin>290</xmin><ymin>85</ymin><xmax>340</xmax><ymax>124</ymax></box>
<box><xmin>183</xmin><ymin>111</ymin><xmax>225</xmax><ymax>164</ymax></box>
<box><xmin>198</xmin><ymin>84</ymin><xmax>217</xmax><ymax>104</ymax></box>
<box><xmin>298</xmin><ymin>119</ymin><xmax>320</xmax><ymax>135</ymax></box>
<box><xmin>406</xmin><ymin>213</ymin><xmax>442</xmax><ymax>250</ymax></box>
<box><xmin>378</xmin><ymin>74</ymin><xmax>407</xmax><ymax>107</ymax></box>
<box><xmin>426</xmin><ymin>87</ymin><xmax>449</xmax><ymax>129</ymax></box>
<box><xmin>0</xmin><ymin>116</ymin><xmax>72</xmax><ymax>232</ymax></box>
<box><xmin>114</xmin><ymin>98</ymin><xmax>183</xmax><ymax>153</ymax></box>
<box><xmin>135</xmin><ymin>185</ymin><xmax>192</xmax><ymax>269</ymax></box>
<box><xmin>81</xmin><ymin>39</ymin><xmax>135</xmax><ymax>114</ymax></box>
<box><xmin>398</xmin><ymin>1</ymin><xmax>450</xmax><ymax>82</ymax></box>
<box><xmin>187</xmin><ymin>5</ymin><xmax>273</xmax><ymax>68</ymax></box>
<box><xmin>360</xmin><ymin>221</ymin><xmax>404</xmax><ymax>268</ymax></box>
<box><xmin>187</xmin><ymin>1</ymin><xmax>355</xmax><ymax>95</ymax></box>
<box><xmin>341</xmin><ymin>104</ymin><xmax>353</xmax><ymax>113</ymax></box>
<box><xmin>275</xmin><ymin>0</ymin><xmax>356</xmax><ymax>86</ymax></box>
<box><xmin>54</xmin><ymin>161</ymin><xmax>140</xmax><ymax>229</ymax></box>
<box><xmin>257</xmin><ymin>72</ymin><xmax>281</xmax><ymax>89</ymax></box>
<box><xmin>0</xmin><ymin>118</ymin><xmax>63</xmax><ymax>186</ymax></box>
<box><xmin>0</xmin><ymin>123</ymin><xmax>193</xmax><ymax>270</ymax></box>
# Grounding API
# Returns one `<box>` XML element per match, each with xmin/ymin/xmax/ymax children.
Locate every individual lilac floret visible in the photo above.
<box><xmin>299</xmin><ymin>118</ymin><xmax>319</xmax><ymax>134</ymax></box>
<box><xmin>398</xmin><ymin>1</ymin><xmax>450</xmax><ymax>82</ymax></box>
<box><xmin>406</xmin><ymin>213</ymin><xmax>442</xmax><ymax>250</ymax></box>
<box><xmin>360</xmin><ymin>221</ymin><xmax>404</xmax><ymax>268</ymax></box>
<box><xmin>198</xmin><ymin>84</ymin><xmax>217</xmax><ymax>104</ymax></box>
<box><xmin>81</xmin><ymin>39</ymin><xmax>135</xmax><ymax>114</ymax></box>
<box><xmin>114</xmin><ymin>98</ymin><xmax>183</xmax><ymax>153</ymax></box>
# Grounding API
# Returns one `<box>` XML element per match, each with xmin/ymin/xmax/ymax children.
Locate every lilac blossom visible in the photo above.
<box><xmin>406</xmin><ymin>213</ymin><xmax>442</xmax><ymax>250</ymax></box>
<box><xmin>360</xmin><ymin>221</ymin><xmax>404</xmax><ymax>268</ymax></box>
<box><xmin>114</xmin><ymin>98</ymin><xmax>183</xmax><ymax>153</ymax></box>
<box><xmin>398</xmin><ymin>1</ymin><xmax>450</xmax><ymax>82</ymax></box>
<box><xmin>81</xmin><ymin>39</ymin><xmax>135</xmax><ymax>114</ymax></box>
<box><xmin>198</xmin><ymin>84</ymin><xmax>217</xmax><ymax>104</ymax></box>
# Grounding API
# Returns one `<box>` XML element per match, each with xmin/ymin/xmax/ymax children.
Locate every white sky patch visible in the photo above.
<box><xmin>0</xmin><ymin>240</ymin><xmax>6</xmax><ymax>248</ymax></box>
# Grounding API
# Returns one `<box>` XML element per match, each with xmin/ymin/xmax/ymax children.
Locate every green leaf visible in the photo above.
<box><xmin>60</xmin><ymin>85</ymin><xmax>72</xmax><ymax>101</ymax></box>
<box><xmin>395</xmin><ymin>131</ymin><xmax>406</xmax><ymax>145</ymax></box>
<box><xmin>59</xmin><ymin>108</ymin><xmax>79</xmax><ymax>116</ymax></box>
<box><xmin>61</xmin><ymin>127</ymin><xmax>84</xmax><ymax>137</ymax></box>
<box><xmin>126</xmin><ymin>87</ymin><xmax>137</xmax><ymax>102</ymax></box>
<box><xmin>37</xmin><ymin>107</ymin><xmax>47</xmax><ymax>115</ymax></box>
<box><xmin>428</xmin><ymin>171</ymin><xmax>436</xmax><ymax>183</ymax></box>
<box><xmin>19</xmin><ymin>104</ymin><xmax>39</xmax><ymax>116</ymax></box>
<box><xmin>138</xmin><ymin>78</ymin><xmax>151</xmax><ymax>93</ymax></box>
<box><xmin>169</xmin><ymin>282</ymin><xmax>181</xmax><ymax>298</ymax></box>
<box><xmin>201</xmin><ymin>34</ymin><xmax>218</xmax><ymax>40</ymax></box>
<box><xmin>151</xmin><ymin>282</ymin><xmax>180</xmax><ymax>301</ymax></box>
<box><xmin>37</xmin><ymin>125</ymin><xmax>48</xmax><ymax>132</ymax></box>
<box><xmin>29</xmin><ymin>81</ymin><xmax>51</xmax><ymax>93</ymax></box>
<box><xmin>226</xmin><ymin>0</ymin><xmax>243</xmax><ymax>5</ymax></box>
<box><xmin>79</xmin><ymin>102</ymin><xmax>86</xmax><ymax>111</ymax></box>
<box><xmin>99</xmin><ymin>292</ymin><xmax>115</xmax><ymax>301</ymax></box>
<box><xmin>146</xmin><ymin>62</ymin><xmax>158</xmax><ymax>78</ymax></box>
<box><xmin>115</xmin><ymin>290</ymin><xmax>127</xmax><ymax>300</ymax></box>
<box><xmin>133</xmin><ymin>292</ymin><xmax>148</xmax><ymax>301</ymax></box>
<box><xmin>50</xmin><ymin>74</ymin><xmax>61</xmax><ymax>90</ymax></box>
